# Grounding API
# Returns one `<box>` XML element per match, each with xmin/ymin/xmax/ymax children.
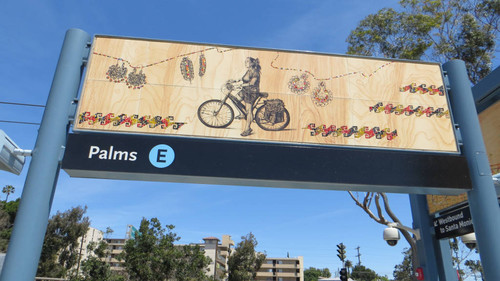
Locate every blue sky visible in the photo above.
<box><xmin>0</xmin><ymin>0</ymin><xmax>488</xmax><ymax>278</ymax></box>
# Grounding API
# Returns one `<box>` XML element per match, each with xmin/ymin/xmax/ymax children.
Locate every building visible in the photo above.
<box><xmin>102</xmin><ymin>234</ymin><xmax>235</xmax><ymax>280</ymax></box>
<box><xmin>104</xmin><ymin>238</ymin><xmax>127</xmax><ymax>272</ymax></box>
<box><xmin>199</xmin><ymin>235</ymin><xmax>234</xmax><ymax>280</ymax></box>
<box><xmin>75</xmin><ymin>227</ymin><xmax>104</xmax><ymax>273</ymax></box>
<box><xmin>101</xmin><ymin>231</ymin><xmax>302</xmax><ymax>281</ymax></box>
<box><xmin>77</xmin><ymin>227</ymin><xmax>104</xmax><ymax>261</ymax></box>
<box><xmin>256</xmin><ymin>256</ymin><xmax>304</xmax><ymax>281</ymax></box>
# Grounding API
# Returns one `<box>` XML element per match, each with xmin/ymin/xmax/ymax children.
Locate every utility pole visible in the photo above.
<box><xmin>355</xmin><ymin>246</ymin><xmax>361</xmax><ymax>266</ymax></box>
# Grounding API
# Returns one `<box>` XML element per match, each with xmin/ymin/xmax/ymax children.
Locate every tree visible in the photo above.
<box><xmin>37</xmin><ymin>206</ymin><xmax>90</xmax><ymax>278</ymax></box>
<box><xmin>350</xmin><ymin>264</ymin><xmax>378</xmax><ymax>281</ymax></box>
<box><xmin>304</xmin><ymin>267</ymin><xmax>332</xmax><ymax>281</ymax></box>
<box><xmin>450</xmin><ymin>237</ymin><xmax>483</xmax><ymax>281</ymax></box>
<box><xmin>393</xmin><ymin>248</ymin><xmax>413</xmax><ymax>281</ymax></box>
<box><xmin>120</xmin><ymin>217</ymin><xmax>211</xmax><ymax>281</ymax></box>
<box><xmin>105</xmin><ymin>227</ymin><xmax>114</xmax><ymax>238</ymax></box>
<box><xmin>227</xmin><ymin>232</ymin><xmax>266</xmax><ymax>281</ymax></box>
<box><xmin>464</xmin><ymin>259</ymin><xmax>483</xmax><ymax>281</ymax></box>
<box><xmin>2</xmin><ymin>185</ymin><xmax>15</xmax><ymax>202</ymax></box>
<box><xmin>176</xmin><ymin>244</ymin><xmax>214</xmax><ymax>281</ymax></box>
<box><xmin>347</xmin><ymin>192</ymin><xmax>420</xmax><ymax>273</ymax></box>
<box><xmin>69</xmin><ymin>240</ymin><xmax>124</xmax><ymax>281</ymax></box>
<box><xmin>347</xmin><ymin>0</ymin><xmax>500</xmax><ymax>84</ymax></box>
<box><xmin>0</xmin><ymin>198</ymin><xmax>20</xmax><ymax>252</ymax></box>
<box><xmin>345</xmin><ymin>260</ymin><xmax>353</xmax><ymax>274</ymax></box>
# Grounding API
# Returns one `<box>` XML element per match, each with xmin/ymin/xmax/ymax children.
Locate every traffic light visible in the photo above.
<box><xmin>340</xmin><ymin>267</ymin><xmax>348</xmax><ymax>281</ymax></box>
<box><xmin>337</xmin><ymin>243</ymin><xmax>346</xmax><ymax>262</ymax></box>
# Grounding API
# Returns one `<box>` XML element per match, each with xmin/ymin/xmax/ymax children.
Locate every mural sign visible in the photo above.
<box><xmin>75</xmin><ymin>36</ymin><xmax>458</xmax><ymax>153</ymax></box>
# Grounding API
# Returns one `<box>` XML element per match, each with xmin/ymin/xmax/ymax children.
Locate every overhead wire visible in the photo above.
<box><xmin>0</xmin><ymin>101</ymin><xmax>45</xmax><ymax>108</ymax></box>
<box><xmin>0</xmin><ymin>120</ymin><xmax>40</xmax><ymax>126</ymax></box>
<box><xmin>0</xmin><ymin>100</ymin><xmax>45</xmax><ymax>125</ymax></box>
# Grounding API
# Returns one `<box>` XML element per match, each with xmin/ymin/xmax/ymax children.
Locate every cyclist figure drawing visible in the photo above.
<box><xmin>234</xmin><ymin>57</ymin><xmax>261</xmax><ymax>136</ymax></box>
<box><xmin>196</xmin><ymin>56</ymin><xmax>290</xmax><ymax>135</ymax></box>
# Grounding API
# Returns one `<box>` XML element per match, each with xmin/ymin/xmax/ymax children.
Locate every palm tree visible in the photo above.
<box><xmin>345</xmin><ymin>260</ymin><xmax>353</xmax><ymax>274</ymax></box>
<box><xmin>2</xmin><ymin>185</ymin><xmax>15</xmax><ymax>202</ymax></box>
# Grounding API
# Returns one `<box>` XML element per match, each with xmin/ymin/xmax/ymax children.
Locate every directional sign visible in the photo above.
<box><xmin>433</xmin><ymin>207</ymin><xmax>474</xmax><ymax>239</ymax></box>
<box><xmin>62</xmin><ymin>132</ymin><xmax>471</xmax><ymax>194</ymax></box>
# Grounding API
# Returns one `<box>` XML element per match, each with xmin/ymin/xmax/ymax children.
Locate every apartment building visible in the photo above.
<box><xmin>101</xmin><ymin>232</ymin><xmax>302</xmax><ymax>281</ymax></box>
<box><xmin>77</xmin><ymin>227</ymin><xmax>104</xmax><ymax>261</ymax></box>
<box><xmin>104</xmin><ymin>238</ymin><xmax>127</xmax><ymax>272</ymax></box>
<box><xmin>74</xmin><ymin>227</ymin><xmax>104</xmax><ymax>274</ymax></box>
<box><xmin>102</xmin><ymin>234</ymin><xmax>235</xmax><ymax>280</ymax></box>
<box><xmin>256</xmin><ymin>256</ymin><xmax>304</xmax><ymax>281</ymax></box>
<box><xmin>197</xmin><ymin>235</ymin><xmax>234</xmax><ymax>280</ymax></box>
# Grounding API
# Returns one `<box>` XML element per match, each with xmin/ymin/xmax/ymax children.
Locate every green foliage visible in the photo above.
<box><xmin>68</xmin><ymin>240</ymin><xmax>125</xmax><ymax>281</ymax></box>
<box><xmin>347</xmin><ymin>8</ymin><xmax>435</xmax><ymax>59</ymax></box>
<box><xmin>393</xmin><ymin>248</ymin><xmax>413</xmax><ymax>281</ymax></box>
<box><xmin>347</xmin><ymin>0</ymin><xmax>500</xmax><ymax>84</ymax></box>
<box><xmin>227</xmin><ymin>232</ymin><xmax>266</xmax><ymax>281</ymax></box>
<box><xmin>37</xmin><ymin>206</ymin><xmax>90</xmax><ymax>278</ymax></box>
<box><xmin>176</xmin><ymin>244</ymin><xmax>214</xmax><ymax>281</ymax></box>
<box><xmin>120</xmin><ymin>217</ymin><xmax>211</xmax><ymax>281</ymax></box>
<box><xmin>344</xmin><ymin>260</ymin><xmax>353</xmax><ymax>273</ymax></box>
<box><xmin>350</xmin><ymin>264</ymin><xmax>378</xmax><ymax>281</ymax></box>
<box><xmin>464</xmin><ymin>259</ymin><xmax>483</xmax><ymax>280</ymax></box>
<box><xmin>0</xmin><ymin>198</ymin><xmax>20</xmax><ymax>252</ymax></box>
<box><xmin>304</xmin><ymin>267</ymin><xmax>332</xmax><ymax>281</ymax></box>
<box><xmin>450</xmin><ymin>237</ymin><xmax>482</xmax><ymax>280</ymax></box>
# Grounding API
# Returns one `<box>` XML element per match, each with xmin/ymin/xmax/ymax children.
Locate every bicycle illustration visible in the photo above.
<box><xmin>197</xmin><ymin>80</ymin><xmax>290</xmax><ymax>132</ymax></box>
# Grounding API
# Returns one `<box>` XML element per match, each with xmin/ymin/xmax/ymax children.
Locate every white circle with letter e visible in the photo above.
<box><xmin>149</xmin><ymin>144</ymin><xmax>175</xmax><ymax>168</ymax></box>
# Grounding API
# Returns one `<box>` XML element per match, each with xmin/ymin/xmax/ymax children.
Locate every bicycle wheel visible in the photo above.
<box><xmin>197</xmin><ymin>99</ymin><xmax>234</xmax><ymax>128</ymax></box>
<box><xmin>255</xmin><ymin>106</ymin><xmax>290</xmax><ymax>131</ymax></box>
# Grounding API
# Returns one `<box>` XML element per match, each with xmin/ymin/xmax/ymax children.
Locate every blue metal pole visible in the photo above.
<box><xmin>409</xmin><ymin>194</ymin><xmax>442</xmax><ymax>281</ymax></box>
<box><xmin>443</xmin><ymin>60</ymin><xmax>500</xmax><ymax>281</ymax></box>
<box><xmin>0</xmin><ymin>29</ymin><xmax>90</xmax><ymax>281</ymax></box>
<box><xmin>435</xmin><ymin>239</ymin><xmax>458</xmax><ymax>281</ymax></box>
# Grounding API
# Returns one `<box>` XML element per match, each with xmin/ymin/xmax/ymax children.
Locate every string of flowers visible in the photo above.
<box><xmin>271</xmin><ymin>53</ymin><xmax>394</xmax><ymax>81</ymax></box>
<box><xmin>93</xmin><ymin>46</ymin><xmax>232</xmax><ymax>70</ymax></box>
<box><xmin>369</xmin><ymin>102</ymin><xmax>450</xmax><ymax>118</ymax></box>
<box><xmin>307</xmin><ymin>123</ymin><xmax>398</xmax><ymax>140</ymax></box>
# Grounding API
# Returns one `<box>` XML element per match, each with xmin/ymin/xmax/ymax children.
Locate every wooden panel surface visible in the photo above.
<box><xmin>75</xmin><ymin>36</ymin><xmax>458</xmax><ymax>152</ymax></box>
<box><xmin>479</xmin><ymin>100</ymin><xmax>500</xmax><ymax>173</ymax></box>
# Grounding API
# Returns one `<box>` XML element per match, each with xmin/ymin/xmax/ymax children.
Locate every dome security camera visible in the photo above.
<box><xmin>461</xmin><ymin>232</ymin><xmax>477</xmax><ymax>250</ymax></box>
<box><xmin>384</xmin><ymin>227</ymin><xmax>400</xmax><ymax>246</ymax></box>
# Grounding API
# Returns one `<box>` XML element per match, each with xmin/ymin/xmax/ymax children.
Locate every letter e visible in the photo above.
<box><xmin>157</xmin><ymin>149</ymin><xmax>168</xmax><ymax>163</ymax></box>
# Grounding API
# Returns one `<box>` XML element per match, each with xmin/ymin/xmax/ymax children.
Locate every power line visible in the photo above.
<box><xmin>0</xmin><ymin>101</ymin><xmax>45</xmax><ymax>108</ymax></box>
<box><xmin>0</xmin><ymin>101</ymin><xmax>44</xmax><ymax>125</ymax></box>
<box><xmin>0</xmin><ymin>120</ymin><xmax>40</xmax><ymax>126</ymax></box>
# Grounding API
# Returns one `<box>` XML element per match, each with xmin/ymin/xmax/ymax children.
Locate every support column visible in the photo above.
<box><xmin>443</xmin><ymin>60</ymin><xmax>500</xmax><ymax>281</ymax></box>
<box><xmin>435</xmin><ymin>239</ymin><xmax>458</xmax><ymax>281</ymax></box>
<box><xmin>409</xmin><ymin>194</ymin><xmax>441</xmax><ymax>281</ymax></box>
<box><xmin>0</xmin><ymin>29</ymin><xmax>90</xmax><ymax>281</ymax></box>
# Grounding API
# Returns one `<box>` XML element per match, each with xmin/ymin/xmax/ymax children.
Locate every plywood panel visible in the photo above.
<box><xmin>75</xmin><ymin>36</ymin><xmax>458</xmax><ymax>152</ymax></box>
